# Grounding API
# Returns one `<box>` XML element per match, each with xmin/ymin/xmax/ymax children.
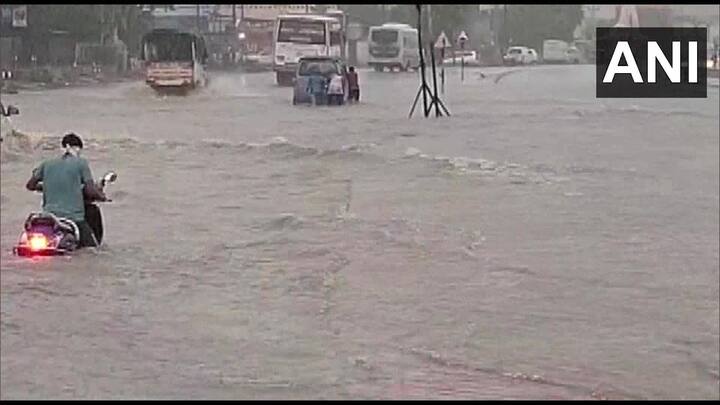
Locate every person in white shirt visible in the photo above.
<box><xmin>326</xmin><ymin>73</ymin><xmax>345</xmax><ymax>106</ymax></box>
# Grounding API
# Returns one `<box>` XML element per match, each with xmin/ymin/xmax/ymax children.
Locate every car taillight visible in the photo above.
<box><xmin>28</xmin><ymin>233</ymin><xmax>48</xmax><ymax>251</ymax></box>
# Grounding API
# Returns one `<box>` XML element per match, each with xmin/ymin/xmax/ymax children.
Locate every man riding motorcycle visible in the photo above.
<box><xmin>25</xmin><ymin>133</ymin><xmax>107</xmax><ymax>248</ymax></box>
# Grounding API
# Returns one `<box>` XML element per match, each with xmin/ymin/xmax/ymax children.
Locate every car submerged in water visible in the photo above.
<box><xmin>292</xmin><ymin>56</ymin><xmax>349</xmax><ymax>105</ymax></box>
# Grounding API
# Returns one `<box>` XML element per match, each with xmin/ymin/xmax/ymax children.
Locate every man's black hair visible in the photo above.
<box><xmin>61</xmin><ymin>133</ymin><xmax>83</xmax><ymax>149</ymax></box>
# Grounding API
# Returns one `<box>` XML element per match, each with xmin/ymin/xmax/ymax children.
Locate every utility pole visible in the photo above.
<box><xmin>232</xmin><ymin>4</ymin><xmax>237</xmax><ymax>64</ymax></box>
<box><xmin>196</xmin><ymin>4</ymin><xmax>201</xmax><ymax>33</ymax></box>
<box><xmin>99</xmin><ymin>4</ymin><xmax>105</xmax><ymax>44</ymax></box>
<box><xmin>427</xmin><ymin>4</ymin><xmax>433</xmax><ymax>39</ymax></box>
<box><xmin>502</xmin><ymin>4</ymin><xmax>507</xmax><ymax>50</ymax></box>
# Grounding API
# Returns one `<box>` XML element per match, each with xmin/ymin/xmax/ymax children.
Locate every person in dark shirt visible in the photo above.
<box><xmin>346</xmin><ymin>66</ymin><xmax>360</xmax><ymax>103</ymax></box>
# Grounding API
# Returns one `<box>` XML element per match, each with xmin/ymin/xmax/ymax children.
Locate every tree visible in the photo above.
<box><xmin>504</xmin><ymin>5</ymin><xmax>583</xmax><ymax>51</ymax></box>
<box><xmin>26</xmin><ymin>5</ymin><xmax>146</xmax><ymax>54</ymax></box>
<box><xmin>338</xmin><ymin>5</ymin><xmax>385</xmax><ymax>27</ymax></box>
<box><xmin>579</xmin><ymin>17</ymin><xmax>615</xmax><ymax>40</ymax></box>
<box><xmin>426</xmin><ymin>5</ymin><xmax>479</xmax><ymax>43</ymax></box>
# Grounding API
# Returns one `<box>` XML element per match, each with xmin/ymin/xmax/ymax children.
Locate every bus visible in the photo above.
<box><xmin>141</xmin><ymin>29</ymin><xmax>209</xmax><ymax>92</ymax></box>
<box><xmin>273</xmin><ymin>14</ymin><xmax>345</xmax><ymax>86</ymax></box>
<box><xmin>368</xmin><ymin>23</ymin><xmax>419</xmax><ymax>72</ymax></box>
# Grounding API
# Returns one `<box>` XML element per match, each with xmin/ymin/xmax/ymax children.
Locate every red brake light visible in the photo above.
<box><xmin>29</xmin><ymin>233</ymin><xmax>48</xmax><ymax>251</ymax></box>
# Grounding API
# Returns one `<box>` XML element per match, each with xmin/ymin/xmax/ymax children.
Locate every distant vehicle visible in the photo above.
<box><xmin>292</xmin><ymin>56</ymin><xmax>348</xmax><ymax>105</ymax></box>
<box><xmin>442</xmin><ymin>50</ymin><xmax>480</xmax><ymax>66</ymax></box>
<box><xmin>368</xmin><ymin>23</ymin><xmax>419</xmax><ymax>72</ymax></box>
<box><xmin>244</xmin><ymin>52</ymin><xmax>274</xmax><ymax>70</ymax></box>
<box><xmin>503</xmin><ymin>46</ymin><xmax>538</xmax><ymax>65</ymax></box>
<box><xmin>273</xmin><ymin>14</ymin><xmax>345</xmax><ymax>86</ymax></box>
<box><xmin>708</xmin><ymin>48</ymin><xmax>719</xmax><ymax>69</ymax></box>
<box><xmin>0</xmin><ymin>102</ymin><xmax>19</xmax><ymax>142</ymax></box>
<box><xmin>543</xmin><ymin>39</ymin><xmax>569</xmax><ymax>63</ymax></box>
<box><xmin>572</xmin><ymin>40</ymin><xmax>595</xmax><ymax>63</ymax></box>
<box><xmin>542</xmin><ymin>39</ymin><xmax>581</xmax><ymax>64</ymax></box>
<box><xmin>141</xmin><ymin>29</ymin><xmax>209</xmax><ymax>93</ymax></box>
<box><xmin>565</xmin><ymin>46</ymin><xmax>582</xmax><ymax>64</ymax></box>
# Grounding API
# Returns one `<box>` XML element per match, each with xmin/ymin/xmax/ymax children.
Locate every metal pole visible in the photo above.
<box><xmin>196</xmin><ymin>4</ymin><xmax>201</xmax><ymax>32</ymax></box>
<box><xmin>503</xmin><ymin>4</ymin><xmax>507</xmax><ymax>51</ymax></box>
<box><xmin>100</xmin><ymin>4</ymin><xmax>105</xmax><ymax>44</ymax></box>
<box><xmin>440</xmin><ymin>45</ymin><xmax>445</xmax><ymax>94</ymax></box>
<box><xmin>428</xmin><ymin>4</ymin><xmax>433</xmax><ymax>40</ymax></box>
<box><xmin>417</xmin><ymin>5</ymin><xmax>428</xmax><ymax>117</ymax></box>
<box><xmin>461</xmin><ymin>41</ymin><xmax>465</xmax><ymax>82</ymax></box>
<box><xmin>430</xmin><ymin>41</ymin><xmax>441</xmax><ymax>117</ymax></box>
<box><xmin>232</xmin><ymin>4</ymin><xmax>237</xmax><ymax>64</ymax></box>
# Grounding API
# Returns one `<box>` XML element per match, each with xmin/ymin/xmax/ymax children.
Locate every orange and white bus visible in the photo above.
<box><xmin>141</xmin><ymin>29</ymin><xmax>209</xmax><ymax>92</ymax></box>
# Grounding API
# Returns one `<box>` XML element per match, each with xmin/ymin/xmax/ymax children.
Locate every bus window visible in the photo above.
<box><xmin>330</xmin><ymin>30</ymin><xmax>342</xmax><ymax>46</ymax></box>
<box><xmin>404</xmin><ymin>33</ymin><xmax>418</xmax><ymax>49</ymax></box>
<box><xmin>278</xmin><ymin>19</ymin><xmax>326</xmax><ymax>45</ymax></box>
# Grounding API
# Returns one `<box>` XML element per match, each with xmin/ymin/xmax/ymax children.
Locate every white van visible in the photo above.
<box><xmin>503</xmin><ymin>46</ymin><xmax>538</xmax><ymax>65</ymax></box>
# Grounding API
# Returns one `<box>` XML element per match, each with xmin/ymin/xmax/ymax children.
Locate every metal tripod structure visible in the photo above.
<box><xmin>408</xmin><ymin>4</ymin><xmax>450</xmax><ymax>118</ymax></box>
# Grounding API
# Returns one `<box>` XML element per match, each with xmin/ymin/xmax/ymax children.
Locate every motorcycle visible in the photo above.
<box><xmin>13</xmin><ymin>171</ymin><xmax>118</xmax><ymax>257</ymax></box>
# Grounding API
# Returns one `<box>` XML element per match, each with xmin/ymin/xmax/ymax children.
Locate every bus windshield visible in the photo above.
<box><xmin>371</xmin><ymin>30</ymin><xmax>398</xmax><ymax>44</ymax></box>
<box><xmin>143</xmin><ymin>33</ymin><xmax>193</xmax><ymax>62</ymax></box>
<box><xmin>278</xmin><ymin>19</ymin><xmax>326</xmax><ymax>45</ymax></box>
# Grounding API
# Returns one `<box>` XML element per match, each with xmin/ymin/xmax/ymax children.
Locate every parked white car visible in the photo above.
<box><xmin>442</xmin><ymin>50</ymin><xmax>480</xmax><ymax>66</ymax></box>
<box><xmin>503</xmin><ymin>46</ymin><xmax>538</xmax><ymax>65</ymax></box>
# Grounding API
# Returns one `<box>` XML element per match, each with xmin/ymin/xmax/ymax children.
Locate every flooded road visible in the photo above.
<box><xmin>1</xmin><ymin>66</ymin><xmax>718</xmax><ymax>399</ymax></box>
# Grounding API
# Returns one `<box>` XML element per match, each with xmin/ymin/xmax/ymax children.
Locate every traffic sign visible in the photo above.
<box><xmin>434</xmin><ymin>31</ymin><xmax>450</xmax><ymax>49</ymax></box>
<box><xmin>457</xmin><ymin>31</ymin><xmax>468</xmax><ymax>44</ymax></box>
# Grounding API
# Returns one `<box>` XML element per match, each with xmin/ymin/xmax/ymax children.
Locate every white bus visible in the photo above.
<box><xmin>368</xmin><ymin>23</ymin><xmax>419</xmax><ymax>72</ymax></box>
<box><xmin>141</xmin><ymin>29</ymin><xmax>209</xmax><ymax>92</ymax></box>
<box><xmin>273</xmin><ymin>14</ymin><xmax>344</xmax><ymax>86</ymax></box>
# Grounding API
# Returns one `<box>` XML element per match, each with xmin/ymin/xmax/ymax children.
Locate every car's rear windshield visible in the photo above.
<box><xmin>298</xmin><ymin>60</ymin><xmax>339</xmax><ymax>76</ymax></box>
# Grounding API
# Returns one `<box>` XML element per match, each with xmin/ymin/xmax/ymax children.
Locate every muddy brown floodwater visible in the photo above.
<box><xmin>1</xmin><ymin>66</ymin><xmax>718</xmax><ymax>399</ymax></box>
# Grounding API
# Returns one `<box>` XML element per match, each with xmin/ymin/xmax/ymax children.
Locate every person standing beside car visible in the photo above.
<box><xmin>306</xmin><ymin>65</ymin><xmax>328</xmax><ymax>106</ymax></box>
<box><xmin>326</xmin><ymin>72</ymin><xmax>345</xmax><ymax>106</ymax></box>
<box><xmin>346</xmin><ymin>66</ymin><xmax>360</xmax><ymax>103</ymax></box>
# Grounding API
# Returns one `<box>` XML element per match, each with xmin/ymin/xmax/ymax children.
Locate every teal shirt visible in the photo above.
<box><xmin>32</xmin><ymin>154</ymin><xmax>94</xmax><ymax>222</ymax></box>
